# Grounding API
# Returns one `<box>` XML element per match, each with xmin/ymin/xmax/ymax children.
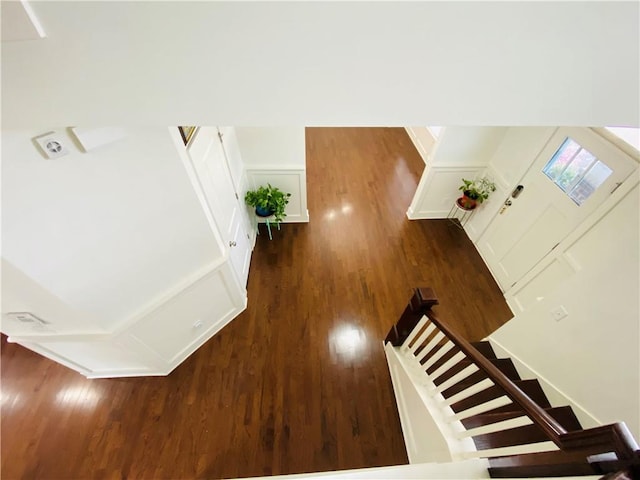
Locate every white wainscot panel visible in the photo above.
<box><xmin>17</xmin><ymin>339</ymin><xmax>155</xmax><ymax>378</ymax></box>
<box><xmin>246</xmin><ymin>168</ymin><xmax>309</xmax><ymax>222</ymax></box>
<box><xmin>408</xmin><ymin>166</ymin><xmax>484</xmax><ymax>219</ymax></box>
<box><xmin>130</xmin><ymin>263</ymin><xmax>243</xmax><ymax>369</ymax></box>
<box><xmin>505</xmin><ymin>258</ymin><xmax>576</xmax><ymax>314</ymax></box>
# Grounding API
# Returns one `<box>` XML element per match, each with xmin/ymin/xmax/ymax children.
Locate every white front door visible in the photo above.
<box><xmin>189</xmin><ymin>128</ymin><xmax>252</xmax><ymax>288</ymax></box>
<box><xmin>478</xmin><ymin>127</ymin><xmax>638</xmax><ymax>291</ymax></box>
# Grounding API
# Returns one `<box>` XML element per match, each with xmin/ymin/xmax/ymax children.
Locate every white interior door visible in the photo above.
<box><xmin>217</xmin><ymin>126</ymin><xmax>254</xmax><ymax>238</ymax></box>
<box><xmin>189</xmin><ymin>128</ymin><xmax>251</xmax><ymax>288</ymax></box>
<box><xmin>217</xmin><ymin>126</ymin><xmax>243</xmax><ymax>192</ymax></box>
<box><xmin>478</xmin><ymin>127</ymin><xmax>638</xmax><ymax>291</ymax></box>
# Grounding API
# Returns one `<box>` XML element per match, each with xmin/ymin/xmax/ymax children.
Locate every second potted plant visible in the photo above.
<box><xmin>244</xmin><ymin>184</ymin><xmax>291</xmax><ymax>223</ymax></box>
<box><xmin>458</xmin><ymin>177</ymin><xmax>497</xmax><ymax>210</ymax></box>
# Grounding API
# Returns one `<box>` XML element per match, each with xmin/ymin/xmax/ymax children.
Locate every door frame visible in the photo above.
<box><xmin>169</xmin><ymin>126</ymin><xmax>249</xmax><ymax>293</ymax></box>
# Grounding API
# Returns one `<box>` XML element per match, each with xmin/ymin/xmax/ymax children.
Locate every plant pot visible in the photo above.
<box><xmin>255</xmin><ymin>206</ymin><xmax>275</xmax><ymax>217</ymax></box>
<box><xmin>459</xmin><ymin>193</ymin><xmax>477</xmax><ymax>210</ymax></box>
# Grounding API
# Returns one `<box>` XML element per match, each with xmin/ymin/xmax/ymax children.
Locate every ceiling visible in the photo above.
<box><xmin>2</xmin><ymin>1</ymin><xmax>638</xmax><ymax>128</ymax></box>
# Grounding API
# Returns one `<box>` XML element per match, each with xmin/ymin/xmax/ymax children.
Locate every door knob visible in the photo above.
<box><xmin>229</xmin><ymin>241</ymin><xmax>237</xmax><ymax>247</ymax></box>
<box><xmin>500</xmin><ymin>199</ymin><xmax>513</xmax><ymax>215</ymax></box>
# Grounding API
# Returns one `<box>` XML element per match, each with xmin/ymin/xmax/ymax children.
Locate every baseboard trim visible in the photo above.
<box><xmin>8</xmin><ymin>332</ymin><xmax>112</xmax><ymax>344</ymax></box>
<box><xmin>406</xmin><ymin>210</ymin><xmax>450</xmax><ymax>220</ymax></box>
<box><xmin>86</xmin><ymin>369</ymin><xmax>167</xmax><ymax>379</ymax></box>
<box><xmin>406</xmin><ymin>206</ymin><xmax>416</xmax><ymax>219</ymax></box>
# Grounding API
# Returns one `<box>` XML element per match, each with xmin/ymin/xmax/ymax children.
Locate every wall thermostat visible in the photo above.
<box><xmin>34</xmin><ymin>131</ymin><xmax>69</xmax><ymax>159</ymax></box>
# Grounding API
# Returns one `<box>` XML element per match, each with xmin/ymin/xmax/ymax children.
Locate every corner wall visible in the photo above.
<box><xmin>236</xmin><ymin>127</ymin><xmax>309</xmax><ymax>222</ymax></box>
<box><xmin>407</xmin><ymin>127</ymin><xmax>507</xmax><ymax>219</ymax></box>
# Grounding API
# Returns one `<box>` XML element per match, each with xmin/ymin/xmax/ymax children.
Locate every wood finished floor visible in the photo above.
<box><xmin>1</xmin><ymin>128</ymin><xmax>513</xmax><ymax>479</ymax></box>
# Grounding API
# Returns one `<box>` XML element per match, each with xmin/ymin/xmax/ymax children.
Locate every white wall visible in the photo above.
<box><xmin>1</xmin><ymin>2</ymin><xmax>638</xmax><ymax>127</ymax></box>
<box><xmin>407</xmin><ymin>127</ymin><xmax>507</xmax><ymax>219</ymax></box>
<box><xmin>489</xmin><ymin>182</ymin><xmax>640</xmax><ymax>439</ymax></box>
<box><xmin>1</xmin><ymin>127</ymin><xmax>221</xmax><ymax>331</ymax></box>
<box><xmin>1</xmin><ymin>258</ymin><xmax>108</xmax><ymax>337</ymax></box>
<box><xmin>430</xmin><ymin>127</ymin><xmax>508</xmax><ymax>167</ymax></box>
<box><xmin>235</xmin><ymin>128</ymin><xmax>306</xmax><ymax>167</ymax></box>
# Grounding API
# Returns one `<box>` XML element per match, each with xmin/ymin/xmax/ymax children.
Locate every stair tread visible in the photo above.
<box><xmin>473</xmin><ymin>423</ymin><xmax>555</xmax><ymax>450</ymax></box>
<box><xmin>487</xmin><ymin>358</ymin><xmax>521</xmax><ymax>382</ymax></box>
<box><xmin>471</xmin><ymin>341</ymin><xmax>497</xmax><ymax>359</ymax></box>
<box><xmin>488</xmin><ymin>449</ymin><xmax>597</xmax><ymax>478</ymax></box>
<box><xmin>425</xmin><ymin>345</ymin><xmax>461</xmax><ymax>373</ymax></box>
<box><xmin>480</xmin><ymin>392</ymin><xmax>552</xmax><ymax>415</ymax></box>
<box><xmin>433</xmin><ymin>359</ymin><xmax>473</xmax><ymax>386</ymax></box>
<box><xmin>441</xmin><ymin>358</ymin><xmax>521</xmax><ymax>398</ymax></box>
<box><xmin>441</xmin><ymin>369</ymin><xmax>487</xmax><ymax>397</ymax></box>
<box><xmin>489</xmin><ymin>448</ymin><xmax>602</xmax><ymax>468</ymax></box>
<box><xmin>424</xmin><ymin>342</ymin><xmax>497</xmax><ymax>376</ymax></box>
<box><xmin>461</xmin><ymin>405</ymin><xmax>582</xmax><ymax>430</ymax></box>
<box><xmin>471</xmin><ymin>404</ymin><xmax>583</xmax><ymax>449</ymax></box>
<box><xmin>419</xmin><ymin>338</ymin><xmax>449</xmax><ymax>364</ymax></box>
<box><xmin>451</xmin><ymin>379</ymin><xmax>547</xmax><ymax>413</ymax></box>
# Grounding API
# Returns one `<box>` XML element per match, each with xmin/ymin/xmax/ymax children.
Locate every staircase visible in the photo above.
<box><xmin>384</xmin><ymin>288</ymin><xmax>640</xmax><ymax>479</ymax></box>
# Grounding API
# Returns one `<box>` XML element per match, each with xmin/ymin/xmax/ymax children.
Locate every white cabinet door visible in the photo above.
<box><xmin>188</xmin><ymin>128</ymin><xmax>251</xmax><ymax>288</ymax></box>
<box><xmin>478</xmin><ymin>127</ymin><xmax>638</xmax><ymax>291</ymax></box>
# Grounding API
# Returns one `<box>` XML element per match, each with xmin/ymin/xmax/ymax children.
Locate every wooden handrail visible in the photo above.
<box><xmin>386</xmin><ymin>288</ymin><xmax>640</xmax><ymax>467</ymax></box>
<box><xmin>561</xmin><ymin>423</ymin><xmax>640</xmax><ymax>459</ymax></box>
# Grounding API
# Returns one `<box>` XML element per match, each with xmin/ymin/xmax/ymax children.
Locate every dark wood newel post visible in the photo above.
<box><xmin>385</xmin><ymin>287</ymin><xmax>439</xmax><ymax>346</ymax></box>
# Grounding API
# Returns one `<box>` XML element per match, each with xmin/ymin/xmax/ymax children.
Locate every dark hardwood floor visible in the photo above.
<box><xmin>1</xmin><ymin>128</ymin><xmax>513</xmax><ymax>479</ymax></box>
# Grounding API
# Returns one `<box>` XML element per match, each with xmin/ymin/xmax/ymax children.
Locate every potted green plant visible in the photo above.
<box><xmin>458</xmin><ymin>177</ymin><xmax>497</xmax><ymax>210</ymax></box>
<box><xmin>244</xmin><ymin>184</ymin><xmax>291</xmax><ymax>223</ymax></box>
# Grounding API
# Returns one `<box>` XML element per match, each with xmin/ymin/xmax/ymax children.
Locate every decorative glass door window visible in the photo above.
<box><xmin>542</xmin><ymin>137</ymin><xmax>613</xmax><ymax>205</ymax></box>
